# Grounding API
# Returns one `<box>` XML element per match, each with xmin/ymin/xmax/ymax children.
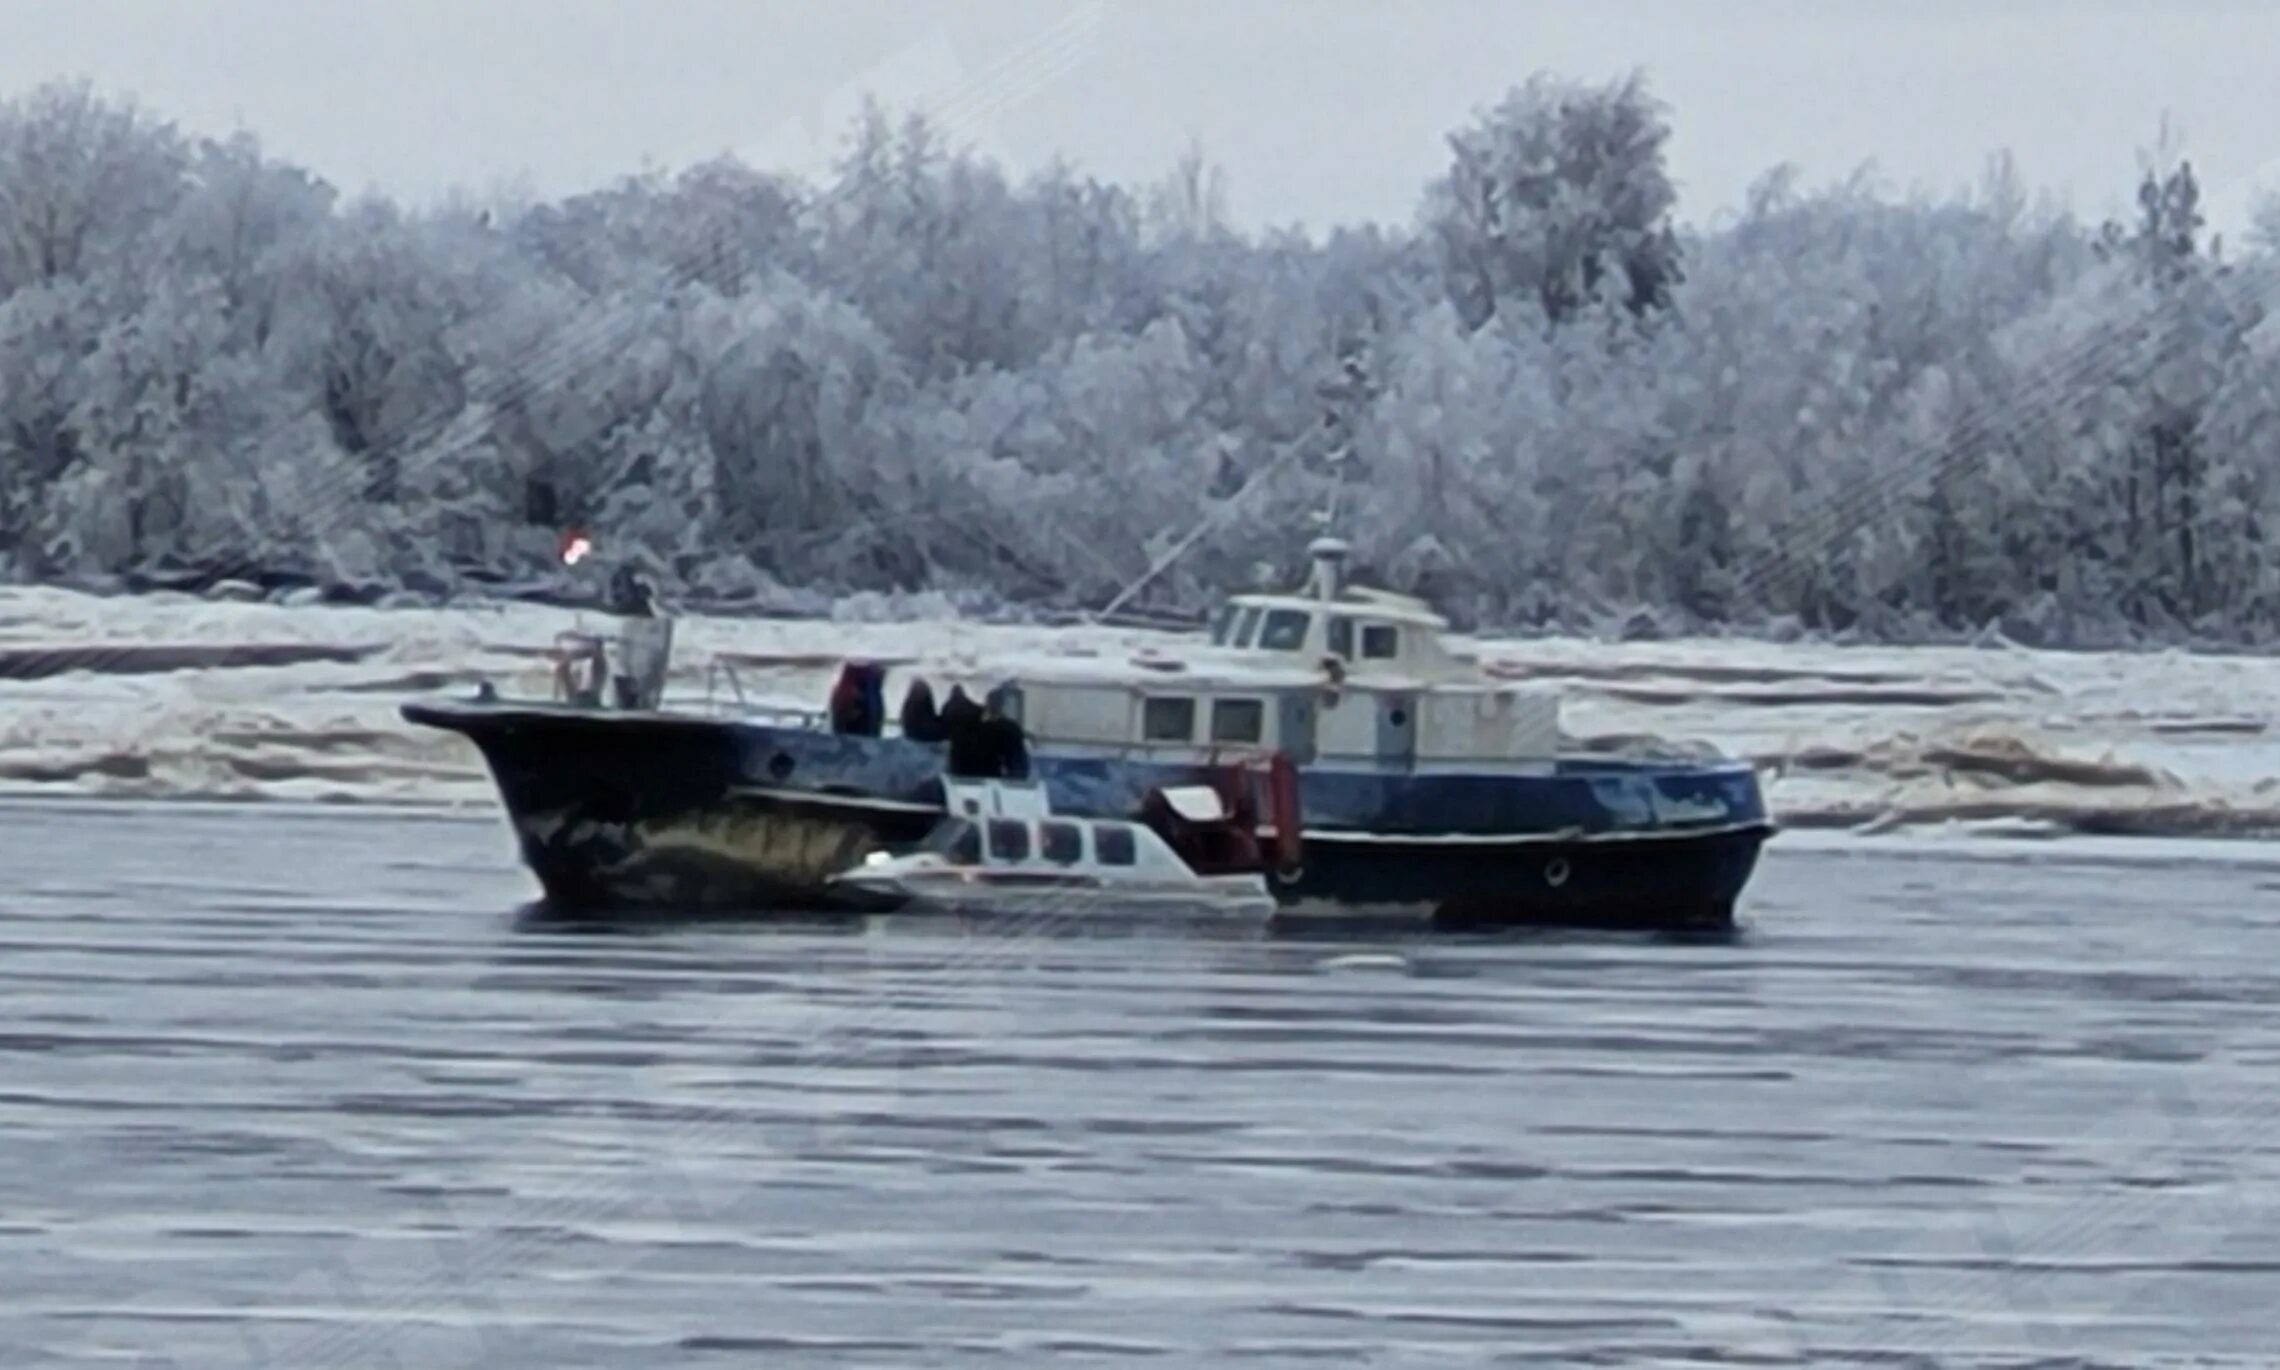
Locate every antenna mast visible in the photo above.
<box><xmin>1313</xmin><ymin>345</ymin><xmax>1375</xmax><ymax>541</ymax></box>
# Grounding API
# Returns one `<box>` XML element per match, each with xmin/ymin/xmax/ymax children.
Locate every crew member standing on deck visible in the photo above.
<box><xmin>900</xmin><ymin>677</ymin><xmax>945</xmax><ymax>742</ymax></box>
<box><xmin>829</xmin><ymin>661</ymin><xmax>884</xmax><ymax>736</ymax></box>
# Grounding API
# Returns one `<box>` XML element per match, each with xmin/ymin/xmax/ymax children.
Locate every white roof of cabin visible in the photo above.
<box><xmin>953</xmin><ymin>646</ymin><xmax>1325</xmax><ymax>691</ymax></box>
<box><xmin>941</xmin><ymin>635</ymin><xmax>1544</xmax><ymax>695</ymax></box>
<box><xmin>924</xmin><ymin>561</ymin><xmax>1505</xmax><ymax>696</ymax></box>
<box><xmin>942</xmin><ymin>776</ymin><xmax>1055</xmax><ymax>819</ymax></box>
<box><xmin>1226</xmin><ymin>588</ymin><xmax>1449</xmax><ymax>629</ymax></box>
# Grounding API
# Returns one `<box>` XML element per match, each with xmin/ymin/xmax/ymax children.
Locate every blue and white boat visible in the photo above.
<box><xmin>403</xmin><ymin>535</ymin><xmax>1775</xmax><ymax>930</ymax></box>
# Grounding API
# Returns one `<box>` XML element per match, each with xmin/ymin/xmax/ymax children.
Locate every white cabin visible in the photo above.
<box><xmin>943</xmin><ymin>537</ymin><xmax>1560</xmax><ymax>772</ymax></box>
<box><xmin>919</xmin><ymin>776</ymin><xmax>1231</xmax><ymax>880</ymax></box>
<box><xmin>831</xmin><ymin>777</ymin><xmax>1274</xmax><ymax>917</ymax></box>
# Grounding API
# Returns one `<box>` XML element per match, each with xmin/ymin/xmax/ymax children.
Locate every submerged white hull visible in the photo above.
<box><xmin>831</xmin><ymin>869</ymin><xmax>1277</xmax><ymax>921</ymax></box>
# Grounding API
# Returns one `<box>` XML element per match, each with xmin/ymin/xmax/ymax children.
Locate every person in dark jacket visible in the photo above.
<box><xmin>900</xmin><ymin>677</ymin><xmax>945</xmax><ymax>742</ymax></box>
<box><xmin>828</xmin><ymin>664</ymin><xmax>861</xmax><ymax>735</ymax></box>
<box><xmin>940</xmin><ymin>685</ymin><xmax>988</xmax><ymax>774</ymax></box>
<box><xmin>977</xmin><ymin>711</ymin><xmax>1030</xmax><ymax>778</ymax></box>
<box><xmin>607</xmin><ymin>565</ymin><xmax>656</xmax><ymax>617</ymax></box>
<box><xmin>857</xmin><ymin>662</ymin><xmax>886</xmax><ymax>736</ymax></box>
<box><xmin>939</xmin><ymin>684</ymin><xmax>982</xmax><ymax>732</ymax></box>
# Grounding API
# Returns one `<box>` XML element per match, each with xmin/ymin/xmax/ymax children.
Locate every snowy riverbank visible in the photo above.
<box><xmin>6</xmin><ymin>584</ymin><xmax>2279</xmax><ymax>843</ymax></box>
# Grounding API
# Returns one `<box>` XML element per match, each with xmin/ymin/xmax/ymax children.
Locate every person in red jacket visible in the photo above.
<box><xmin>829</xmin><ymin>662</ymin><xmax>882</xmax><ymax>736</ymax></box>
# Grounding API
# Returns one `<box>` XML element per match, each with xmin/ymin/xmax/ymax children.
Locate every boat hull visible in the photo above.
<box><xmin>406</xmin><ymin>701</ymin><xmax>1773</xmax><ymax>930</ymax></box>
<box><xmin>829</xmin><ymin>869</ymin><xmax>1280</xmax><ymax>922</ymax></box>
<box><xmin>1274</xmin><ymin>825</ymin><xmax>1766</xmax><ymax>931</ymax></box>
<box><xmin>408</xmin><ymin>703</ymin><xmax>944</xmax><ymax>911</ymax></box>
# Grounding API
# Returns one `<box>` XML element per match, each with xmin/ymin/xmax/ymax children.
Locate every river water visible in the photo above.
<box><xmin>5</xmin><ymin>800</ymin><xmax>2279</xmax><ymax>1368</ymax></box>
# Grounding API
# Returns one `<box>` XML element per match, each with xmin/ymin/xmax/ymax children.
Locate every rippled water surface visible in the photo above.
<box><xmin>6</xmin><ymin>801</ymin><xmax>2280</xmax><ymax>1368</ymax></box>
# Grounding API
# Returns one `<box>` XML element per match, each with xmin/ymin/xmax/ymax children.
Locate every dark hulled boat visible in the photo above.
<box><xmin>404</xmin><ymin>538</ymin><xmax>1774</xmax><ymax>930</ymax></box>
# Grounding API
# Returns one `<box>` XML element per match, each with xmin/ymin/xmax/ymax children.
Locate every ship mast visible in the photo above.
<box><xmin>1309</xmin><ymin>345</ymin><xmax>1374</xmax><ymax>592</ymax></box>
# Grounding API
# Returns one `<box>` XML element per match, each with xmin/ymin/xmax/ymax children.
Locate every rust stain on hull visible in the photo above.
<box><xmin>513</xmin><ymin>796</ymin><xmax>925</xmax><ymax>912</ymax></box>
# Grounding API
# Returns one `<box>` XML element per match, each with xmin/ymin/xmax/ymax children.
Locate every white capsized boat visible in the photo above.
<box><xmin>828</xmin><ymin>776</ymin><xmax>1276</xmax><ymax>919</ymax></box>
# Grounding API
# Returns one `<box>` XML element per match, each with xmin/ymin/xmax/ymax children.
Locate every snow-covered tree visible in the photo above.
<box><xmin>0</xmin><ymin>280</ymin><xmax>101</xmax><ymax>571</ymax></box>
<box><xmin>6</xmin><ymin>78</ymin><xmax>2280</xmax><ymax>647</ymax></box>
<box><xmin>0</xmin><ymin>80</ymin><xmax>189</xmax><ymax>292</ymax></box>
<box><xmin>276</xmin><ymin>201</ymin><xmax>480</xmax><ymax>507</ymax></box>
<box><xmin>1424</xmin><ymin>71</ymin><xmax>1682</xmax><ymax>332</ymax></box>
<box><xmin>1144</xmin><ymin>139</ymin><xmax>1232</xmax><ymax>245</ymax></box>
<box><xmin>165</xmin><ymin>131</ymin><xmax>336</xmax><ymax>349</ymax></box>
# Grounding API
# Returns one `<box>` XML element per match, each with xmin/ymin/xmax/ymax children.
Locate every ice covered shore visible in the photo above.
<box><xmin>6</xmin><ymin>584</ymin><xmax>2278</xmax><ymax>843</ymax></box>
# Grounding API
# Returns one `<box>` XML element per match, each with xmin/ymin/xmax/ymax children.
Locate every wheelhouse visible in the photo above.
<box><xmin>946</xmin><ymin>537</ymin><xmax>1562</xmax><ymax>772</ymax></box>
<box><xmin>1202</xmin><ymin>537</ymin><xmax>1457</xmax><ymax>679</ymax></box>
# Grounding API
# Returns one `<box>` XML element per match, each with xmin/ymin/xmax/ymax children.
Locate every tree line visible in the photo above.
<box><xmin>2</xmin><ymin>73</ymin><xmax>2275</xmax><ymax>646</ymax></box>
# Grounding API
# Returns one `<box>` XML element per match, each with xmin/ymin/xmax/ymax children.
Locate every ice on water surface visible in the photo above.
<box><xmin>6</xmin><ymin>583</ymin><xmax>2278</xmax><ymax>844</ymax></box>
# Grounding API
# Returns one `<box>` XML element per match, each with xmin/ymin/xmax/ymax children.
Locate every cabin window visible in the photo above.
<box><xmin>1361</xmin><ymin>624</ymin><xmax>1400</xmax><ymax>659</ymax></box>
<box><xmin>1257</xmin><ymin>608</ymin><xmax>1311</xmax><ymax>651</ymax></box>
<box><xmin>1142</xmin><ymin>696</ymin><xmax>1196</xmax><ymax>742</ymax></box>
<box><xmin>1039</xmin><ymin>820</ymin><xmax>1083</xmax><ymax>865</ymax></box>
<box><xmin>986</xmin><ymin>819</ymin><xmax>1030</xmax><ymax>861</ymax></box>
<box><xmin>1232</xmin><ymin>605</ymin><xmax>1263</xmax><ymax>648</ymax></box>
<box><xmin>1093</xmin><ymin>824</ymin><xmax>1137</xmax><ymax>866</ymax></box>
<box><xmin>1326</xmin><ymin>615</ymin><xmax>1354</xmax><ymax>658</ymax></box>
<box><xmin>1208</xmin><ymin>604</ymin><xmax>1236</xmax><ymax>646</ymax></box>
<box><xmin>1211</xmin><ymin>697</ymin><xmax>1265</xmax><ymax>744</ymax></box>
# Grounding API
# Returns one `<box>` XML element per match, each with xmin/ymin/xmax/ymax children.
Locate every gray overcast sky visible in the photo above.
<box><xmin>5</xmin><ymin>0</ymin><xmax>2276</xmax><ymax>242</ymax></box>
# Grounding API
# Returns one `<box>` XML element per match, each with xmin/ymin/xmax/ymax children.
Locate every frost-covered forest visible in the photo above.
<box><xmin>4</xmin><ymin>73</ymin><xmax>2279</xmax><ymax>646</ymax></box>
